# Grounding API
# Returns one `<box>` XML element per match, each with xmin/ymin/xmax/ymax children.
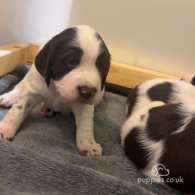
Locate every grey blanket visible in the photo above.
<box><xmin>0</xmin><ymin>67</ymin><xmax>180</xmax><ymax>195</ymax></box>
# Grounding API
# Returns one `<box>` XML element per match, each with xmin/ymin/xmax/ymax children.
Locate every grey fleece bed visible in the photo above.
<box><xmin>0</xmin><ymin>66</ymin><xmax>180</xmax><ymax>195</ymax></box>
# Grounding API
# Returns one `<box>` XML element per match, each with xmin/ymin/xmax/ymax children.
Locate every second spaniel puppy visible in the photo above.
<box><xmin>121</xmin><ymin>76</ymin><xmax>195</xmax><ymax>193</ymax></box>
<box><xmin>0</xmin><ymin>25</ymin><xmax>111</xmax><ymax>156</ymax></box>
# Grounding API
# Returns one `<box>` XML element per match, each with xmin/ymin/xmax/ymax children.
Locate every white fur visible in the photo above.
<box><xmin>142</xmin><ymin>138</ymin><xmax>164</xmax><ymax>180</ymax></box>
<box><xmin>138</xmin><ymin>78</ymin><xmax>195</xmax><ymax>106</ymax></box>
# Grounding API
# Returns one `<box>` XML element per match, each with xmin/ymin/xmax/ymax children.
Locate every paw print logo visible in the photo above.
<box><xmin>151</xmin><ymin>164</ymin><xmax>170</xmax><ymax>177</ymax></box>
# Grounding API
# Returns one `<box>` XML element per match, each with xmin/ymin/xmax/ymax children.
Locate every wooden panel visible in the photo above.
<box><xmin>0</xmin><ymin>42</ymin><xmax>30</xmax><ymax>76</ymax></box>
<box><xmin>107</xmin><ymin>61</ymin><xmax>179</xmax><ymax>88</ymax></box>
<box><xmin>27</xmin><ymin>42</ymin><xmax>42</xmax><ymax>63</ymax></box>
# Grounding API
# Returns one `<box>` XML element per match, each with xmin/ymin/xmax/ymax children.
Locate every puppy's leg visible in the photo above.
<box><xmin>72</xmin><ymin>103</ymin><xmax>102</xmax><ymax>156</ymax></box>
<box><xmin>0</xmin><ymin>94</ymin><xmax>41</xmax><ymax>141</ymax></box>
<box><xmin>0</xmin><ymin>88</ymin><xmax>20</xmax><ymax>107</ymax></box>
<box><xmin>0</xmin><ymin>78</ymin><xmax>26</xmax><ymax>107</ymax></box>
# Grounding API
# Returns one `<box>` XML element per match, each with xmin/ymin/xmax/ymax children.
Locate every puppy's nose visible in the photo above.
<box><xmin>78</xmin><ymin>85</ymin><xmax>97</xmax><ymax>98</ymax></box>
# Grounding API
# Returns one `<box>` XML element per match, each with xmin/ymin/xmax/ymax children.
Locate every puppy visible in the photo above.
<box><xmin>121</xmin><ymin>76</ymin><xmax>195</xmax><ymax>193</ymax></box>
<box><xmin>0</xmin><ymin>25</ymin><xmax>111</xmax><ymax>156</ymax></box>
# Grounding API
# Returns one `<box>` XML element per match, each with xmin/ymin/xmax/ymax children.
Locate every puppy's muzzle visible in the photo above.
<box><xmin>78</xmin><ymin>85</ymin><xmax>97</xmax><ymax>99</ymax></box>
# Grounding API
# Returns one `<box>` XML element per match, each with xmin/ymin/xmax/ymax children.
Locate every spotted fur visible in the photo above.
<box><xmin>0</xmin><ymin>25</ymin><xmax>111</xmax><ymax>156</ymax></box>
<box><xmin>121</xmin><ymin>76</ymin><xmax>195</xmax><ymax>193</ymax></box>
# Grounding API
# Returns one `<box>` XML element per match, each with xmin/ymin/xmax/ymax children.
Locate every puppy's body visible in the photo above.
<box><xmin>121</xmin><ymin>77</ymin><xmax>195</xmax><ymax>193</ymax></box>
<box><xmin>0</xmin><ymin>25</ymin><xmax>111</xmax><ymax>156</ymax></box>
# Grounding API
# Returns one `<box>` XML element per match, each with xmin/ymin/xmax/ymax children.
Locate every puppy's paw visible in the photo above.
<box><xmin>40</xmin><ymin>102</ymin><xmax>54</xmax><ymax>118</ymax></box>
<box><xmin>0</xmin><ymin>92</ymin><xmax>16</xmax><ymax>107</ymax></box>
<box><xmin>77</xmin><ymin>140</ymin><xmax>102</xmax><ymax>156</ymax></box>
<box><xmin>180</xmin><ymin>75</ymin><xmax>194</xmax><ymax>83</ymax></box>
<box><xmin>0</xmin><ymin>122</ymin><xmax>16</xmax><ymax>141</ymax></box>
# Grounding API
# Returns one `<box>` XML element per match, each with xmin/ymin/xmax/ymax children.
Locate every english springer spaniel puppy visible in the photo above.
<box><xmin>0</xmin><ymin>25</ymin><xmax>111</xmax><ymax>156</ymax></box>
<box><xmin>121</xmin><ymin>76</ymin><xmax>195</xmax><ymax>193</ymax></box>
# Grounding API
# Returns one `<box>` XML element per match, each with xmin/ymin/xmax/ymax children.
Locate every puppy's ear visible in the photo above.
<box><xmin>95</xmin><ymin>33</ymin><xmax>111</xmax><ymax>90</ymax></box>
<box><xmin>35</xmin><ymin>43</ymin><xmax>52</xmax><ymax>86</ymax></box>
<box><xmin>35</xmin><ymin>27</ymin><xmax>77</xmax><ymax>86</ymax></box>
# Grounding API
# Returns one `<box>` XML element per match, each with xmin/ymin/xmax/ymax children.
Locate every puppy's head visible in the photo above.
<box><xmin>35</xmin><ymin>25</ymin><xmax>110</xmax><ymax>104</ymax></box>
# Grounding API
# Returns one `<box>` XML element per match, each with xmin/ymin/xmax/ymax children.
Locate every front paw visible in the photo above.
<box><xmin>0</xmin><ymin>122</ymin><xmax>16</xmax><ymax>141</ymax></box>
<box><xmin>0</xmin><ymin>93</ymin><xmax>15</xmax><ymax>107</ymax></box>
<box><xmin>40</xmin><ymin>102</ymin><xmax>54</xmax><ymax>118</ymax></box>
<box><xmin>77</xmin><ymin>140</ymin><xmax>102</xmax><ymax>156</ymax></box>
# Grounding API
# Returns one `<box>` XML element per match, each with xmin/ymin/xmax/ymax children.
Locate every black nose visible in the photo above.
<box><xmin>78</xmin><ymin>86</ymin><xmax>97</xmax><ymax>98</ymax></box>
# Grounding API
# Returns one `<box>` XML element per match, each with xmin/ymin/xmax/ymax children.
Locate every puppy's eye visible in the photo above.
<box><xmin>58</xmin><ymin>46</ymin><xmax>83</xmax><ymax>68</ymax></box>
<box><xmin>67</xmin><ymin>57</ymin><xmax>79</xmax><ymax>67</ymax></box>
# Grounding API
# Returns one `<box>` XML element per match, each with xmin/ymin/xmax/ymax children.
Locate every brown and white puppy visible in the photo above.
<box><xmin>121</xmin><ymin>76</ymin><xmax>195</xmax><ymax>193</ymax></box>
<box><xmin>0</xmin><ymin>25</ymin><xmax>111</xmax><ymax>156</ymax></box>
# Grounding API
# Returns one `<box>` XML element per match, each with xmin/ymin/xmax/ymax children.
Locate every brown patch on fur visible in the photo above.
<box><xmin>27</xmin><ymin>102</ymin><xmax>31</xmax><ymax>108</ymax></box>
<box><xmin>17</xmin><ymin>105</ymin><xmax>22</xmax><ymax>109</ymax></box>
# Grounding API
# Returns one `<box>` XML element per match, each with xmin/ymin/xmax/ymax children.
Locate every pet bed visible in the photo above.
<box><xmin>0</xmin><ymin>66</ymin><xmax>180</xmax><ymax>195</ymax></box>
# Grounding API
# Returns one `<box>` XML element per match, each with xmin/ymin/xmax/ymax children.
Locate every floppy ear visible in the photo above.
<box><xmin>95</xmin><ymin>36</ymin><xmax>111</xmax><ymax>90</ymax></box>
<box><xmin>35</xmin><ymin>43</ymin><xmax>52</xmax><ymax>86</ymax></box>
<box><xmin>35</xmin><ymin>27</ymin><xmax>78</xmax><ymax>86</ymax></box>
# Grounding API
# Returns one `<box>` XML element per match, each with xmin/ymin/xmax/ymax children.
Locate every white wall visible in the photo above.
<box><xmin>70</xmin><ymin>0</ymin><xmax>195</xmax><ymax>76</ymax></box>
<box><xmin>0</xmin><ymin>0</ymin><xmax>195</xmax><ymax>76</ymax></box>
<box><xmin>0</xmin><ymin>0</ymin><xmax>72</xmax><ymax>44</ymax></box>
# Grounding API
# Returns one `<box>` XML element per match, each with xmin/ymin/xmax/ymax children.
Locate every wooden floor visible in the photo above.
<box><xmin>0</xmin><ymin>42</ymin><xmax>179</xmax><ymax>88</ymax></box>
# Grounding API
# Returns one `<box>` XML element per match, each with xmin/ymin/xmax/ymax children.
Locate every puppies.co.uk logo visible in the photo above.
<box><xmin>151</xmin><ymin>164</ymin><xmax>170</xmax><ymax>177</ymax></box>
<box><xmin>137</xmin><ymin>164</ymin><xmax>183</xmax><ymax>185</ymax></box>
